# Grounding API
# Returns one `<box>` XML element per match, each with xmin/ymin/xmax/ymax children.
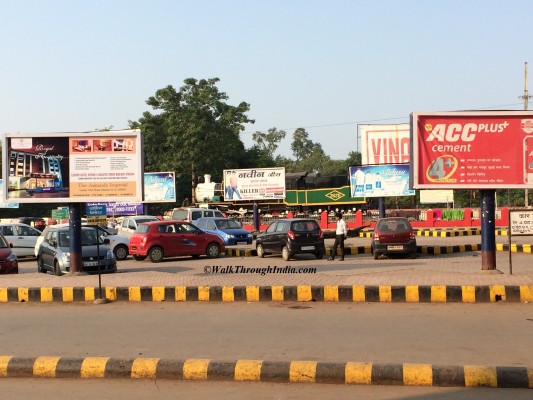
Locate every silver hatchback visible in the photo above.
<box><xmin>36</xmin><ymin>227</ymin><xmax>117</xmax><ymax>275</ymax></box>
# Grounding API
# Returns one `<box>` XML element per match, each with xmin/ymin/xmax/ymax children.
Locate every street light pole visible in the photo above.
<box><xmin>519</xmin><ymin>62</ymin><xmax>532</xmax><ymax>206</ymax></box>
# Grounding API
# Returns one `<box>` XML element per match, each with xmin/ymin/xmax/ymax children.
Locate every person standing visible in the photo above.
<box><xmin>329</xmin><ymin>212</ymin><xmax>347</xmax><ymax>261</ymax></box>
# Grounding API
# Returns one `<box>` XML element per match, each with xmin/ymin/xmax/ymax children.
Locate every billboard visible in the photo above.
<box><xmin>87</xmin><ymin>202</ymin><xmax>144</xmax><ymax>216</ymax></box>
<box><xmin>143</xmin><ymin>172</ymin><xmax>176</xmax><ymax>202</ymax></box>
<box><xmin>349</xmin><ymin>164</ymin><xmax>415</xmax><ymax>197</ymax></box>
<box><xmin>223</xmin><ymin>167</ymin><xmax>285</xmax><ymax>201</ymax></box>
<box><xmin>419</xmin><ymin>190</ymin><xmax>454</xmax><ymax>204</ymax></box>
<box><xmin>359</xmin><ymin>124</ymin><xmax>410</xmax><ymax>165</ymax></box>
<box><xmin>410</xmin><ymin>111</ymin><xmax>533</xmax><ymax>189</ymax></box>
<box><xmin>2</xmin><ymin>130</ymin><xmax>143</xmax><ymax>203</ymax></box>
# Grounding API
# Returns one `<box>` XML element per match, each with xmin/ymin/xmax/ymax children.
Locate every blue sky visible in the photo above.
<box><xmin>1</xmin><ymin>0</ymin><xmax>530</xmax><ymax>160</ymax></box>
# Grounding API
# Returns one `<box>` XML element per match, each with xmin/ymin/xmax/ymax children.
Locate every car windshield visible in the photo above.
<box><xmin>58</xmin><ymin>229</ymin><xmax>104</xmax><ymax>247</ymax></box>
<box><xmin>216</xmin><ymin>219</ymin><xmax>241</xmax><ymax>230</ymax></box>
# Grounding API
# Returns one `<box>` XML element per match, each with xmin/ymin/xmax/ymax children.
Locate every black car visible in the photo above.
<box><xmin>256</xmin><ymin>218</ymin><xmax>325</xmax><ymax>261</ymax></box>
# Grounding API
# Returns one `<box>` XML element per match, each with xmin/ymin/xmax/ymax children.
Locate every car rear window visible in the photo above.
<box><xmin>292</xmin><ymin>221</ymin><xmax>319</xmax><ymax>232</ymax></box>
<box><xmin>135</xmin><ymin>225</ymin><xmax>150</xmax><ymax>234</ymax></box>
<box><xmin>172</xmin><ymin>210</ymin><xmax>187</xmax><ymax>220</ymax></box>
<box><xmin>378</xmin><ymin>220</ymin><xmax>410</xmax><ymax>232</ymax></box>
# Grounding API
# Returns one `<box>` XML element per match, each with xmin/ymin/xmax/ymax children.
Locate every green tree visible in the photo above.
<box><xmin>130</xmin><ymin>78</ymin><xmax>254</xmax><ymax>206</ymax></box>
<box><xmin>252</xmin><ymin>127</ymin><xmax>286</xmax><ymax>159</ymax></box>
<box><xmin>290</xmin><ymin>128</ymin><xmax>314</xmax><ymax>162</ymax></box>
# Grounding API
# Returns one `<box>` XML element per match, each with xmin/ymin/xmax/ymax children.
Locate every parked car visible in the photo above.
<box><xmin>34</xmin><ymin>224</ymin><xmax>130</xmax><ymax>260</ymax></box>
<box><xmin>36</xmin><ymin>226</ymin><xmax>117</xmax><ymax>276</ymax></box>
<box><xmin>0</xmin><ymin>233</ymin><xmax>18</xmax><ymax>274</ymax></box>
<box><xmin>256</xmin><ymin>218</ymin><xmax>325</xmax><ymax>261</ymax></box>
<box><xmin>171</xmin><ymin>207</ymin><xmax>224</xmax><ymax>222</ymax></box>
<box><xmin>117</xmin><ymin>215</ymin><xmax>160</xmax><ymax>237</ymax></box>
<box><xmin>371</xmin><ymin>217</ymin><xmax>417</xmax><ymax>259</ymax></box>
<box><xmin>128</xmin><ymin>220</ymin><xmax>225</xmax><ymax>262</ymax></box>
<box><xmin>193</xmin><ymin>217</ymin><xmax>253</xmax><ymax>245</ymax></box>
<box><xmin>10</xmin><ymin>217</ymin><xmax>46</xmax><ymax>231</ymax></box>
<box><xmin>0</xmin><ymin>223</ymin><xmax>42</xmax><ymax>258</ymax></box>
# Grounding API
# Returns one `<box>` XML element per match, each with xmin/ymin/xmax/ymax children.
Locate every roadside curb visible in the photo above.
<box><xmin>226</xmin><ymin>243</ymin><xmax>532</xmax><ymax>257</ymax></box>
<box><xmin>0</xmin><ymin>356</ymin><xmax>531</xmax><ymax>389</ymax></box>
<box><xmin>1</xmin><ymin>284</ymin><xmax>532</xmax><ymax>303</ymax></box>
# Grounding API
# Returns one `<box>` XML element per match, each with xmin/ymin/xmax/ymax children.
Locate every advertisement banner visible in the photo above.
<box><xmin>411</xmin><ymin>111</ymin><xmax>533</xmax><ymax>189</ymax></box>
<box><xmin>349</xmin><ymin>164</ymin><xmax>415</xmax><ymax>197</ymax></box>
<box><xmin>359</xmin><ymin>124</ymin><xmax>410</xmax><ymax>166</ymax></box>
<box><xmin>87</xmin><ymin>202</ymin><xmax>144</xmax><ymax>216</ymax></box>
<box><xmin>2</xmin><ymin>130</ymin><xmax>143</xmax><ymax>203</ymax></box>
<box><xmin>419</xmin><ymin>190</ymin><xmax>454</xmax><ymax>204</ymax></box>
<box><xmin>223</xmin><ymin>167</ymin><xmax>285</xmax><ymax>201</ymax></box>
<box><xmin>143</xmin><ymin>172</ymin><xmax>176</xmax><ymax>202</ymax></box>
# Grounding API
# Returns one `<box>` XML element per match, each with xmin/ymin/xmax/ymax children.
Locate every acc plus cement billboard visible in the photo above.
<box><xmin>2</xmin><ymin>130</ymin><xmax>143</xmax><ymax>203</ymax></box>
<box><xmin>410</xmin><ymin>111</ymin><xmax>533</xmax><ymax>189</ymax></box>
<box><xmin>359</xmin><ymin>124</ymin><xmax>410</xmax><ymax>166</ymax></box>
<box><xmin>223</xmin><ymin>167</ymin><xmax>285</xmax><ymax>201</ymax></box>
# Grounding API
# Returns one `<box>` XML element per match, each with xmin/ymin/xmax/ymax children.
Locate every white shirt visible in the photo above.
<box><xmin>335</xmin><ymin>218</ymin><xmax>347</xmax><ymax>236</ymax></box>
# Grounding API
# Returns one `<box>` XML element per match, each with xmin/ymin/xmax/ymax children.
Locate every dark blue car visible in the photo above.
<box><xmin>194</xmin><ymin>217</ymin><xmax>253</xmax><ymax>245</ymax></box>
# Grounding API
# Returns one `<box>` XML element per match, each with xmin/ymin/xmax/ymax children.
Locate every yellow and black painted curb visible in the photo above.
<box><xmin>0</xmin><ymin>356</ymin><xmax>531</xmax><ymax>389</ymax></box>
<box><xmin>226</xmin><ymin>243</ymin><xmax>531</xmax><ymax>257</ymax></box>
<box><xmin>1</xmin><ymin>284</ymin><xmax>532</xmax><ymax>303</ymax></box>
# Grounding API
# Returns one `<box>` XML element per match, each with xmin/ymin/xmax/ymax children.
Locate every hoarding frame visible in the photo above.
<box><xmin>410</xmin><ymin>111</ymin><xmax>533</xmax><ymax>189</ymax></box>
<box><xmin>2</xmin><ymin>129</ymin><xmax>143</xmax><ymax>203</ymax></box>
<box><xmin>222</xmin><ymin>167</ymin><xmax>286</xmax><ymax>201</ymax></box>
<box><xmin>349</xmin><ymin>164</ymin><xmax>415</xmax><ymax>198</ymax></box>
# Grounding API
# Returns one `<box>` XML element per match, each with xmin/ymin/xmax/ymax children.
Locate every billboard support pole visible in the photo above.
<box><xmin>378</xmin><ymin>197</ymin><xmax>386</xmax><ymax>218</ymax></box>
<box><xmin>253</xmin><ymin>203</ymin><xmax>259</xmax><ymax>232</ymax></box>
<box><xmin>68</xmin><ymin>202</ymin><xmax>83</xmax><ymax>274</ymax></box>
<box><xmin>480</xmin><ymin>190</ymin><xmax>496</xmax><ymax>270</ymax></box>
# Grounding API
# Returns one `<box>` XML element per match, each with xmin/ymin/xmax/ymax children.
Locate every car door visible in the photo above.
<box><xmin>173</xmin><ymin>223</ymin><xmax>206</xmax><ymax>256</ymax></box>
<box><xmin>39</xmin><ymin>230</ymin><xmax>58</xmax><ymax>269</ymax></box>
<box><xmin>260</xmin><ymin>222</ymin><xmax>278</xmax><ymax>252</ymax></box>
<box><xmin>13</xmin><ymin>224</ymin><xmax>41</xmax><ymax>257</ymax></box>
<box><xmin>155</xmin><ymin>224</ymin><xmax>181</xmax><ymax>258</ymax></box>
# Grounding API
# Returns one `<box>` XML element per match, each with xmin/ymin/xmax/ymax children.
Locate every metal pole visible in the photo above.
<box><xmin>519</xmin><ymin>62</ymin><xmax>532</xmax><ymax>206</ymax></box>
<box><xmin>378</xmin><ymin>197</ymin><xmax>386</xmax><ymax>218</ymax></box>
<box><xmin>69</xmin><ymin>203</ymin><xmax>83</xmax><ymax>273</ymax></box>
<box><xmin>480</xmin><ymin>190</ymin><xmax>496</xmax><ymax>270</ymax></box>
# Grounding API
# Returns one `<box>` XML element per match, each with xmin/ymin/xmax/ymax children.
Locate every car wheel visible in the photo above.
<box><xmin>315</xmin><ymin>251</ymin><xmax>323</xmax><ymax>259</ymax></box>
<box><xmin>113</xmin><ymin>244</ymin><xmax>129</xmax><ymax>261</ymax></box>
<box><xmin>54</xmin><ymin>261</ymin><xmax>63</xmax><ymax>276</ymax></box>
<box><xmin>373</xmin><ymin>251</ymin><xmax>379</xmax><ymax>260</ymax></box>
<box><xmin>206</xmin><ymin>243</ymin><xmax>221</xmax><ymax>259</ymax></box>
<box><xmin>148</xmin><ymin>247</ymin><xmax>164</xmax><ymax>263</ymax></box>
<box><xmin>37</xmin><ymin>257</ymin><xmax>47</xmax><ymax>273</ymax></box>
<box><xmin>282</xmin><ymin>246</ymin><xmax>291</xmax><ymax>261</ymax></box>
<box><xmin>256</xmin><ymin>244</ymin><xmax>265</xmax><ymax>258</ymax></box>
<box><xmin>133</xmin><ymin>255</ymin><xmax>147</xmax><ymax>261</ymax></box>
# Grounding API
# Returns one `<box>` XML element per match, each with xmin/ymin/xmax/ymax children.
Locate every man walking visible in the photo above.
<box><xmin>329</xmin><ymin>212</ymin><xmax>347</xmax><ymax>261</ymax></box>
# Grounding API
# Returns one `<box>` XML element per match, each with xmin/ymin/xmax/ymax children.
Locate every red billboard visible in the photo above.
<box><xmin>410</xmin><ymin>111</ymin><xmax>533</xmax><ymax>189</ymax></box>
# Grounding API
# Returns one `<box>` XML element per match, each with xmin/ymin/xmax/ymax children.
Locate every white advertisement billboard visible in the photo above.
<box><xmin>2</xmin><ymin>130</ymin><xmax>143</xmax><ymax>203</ymax></box>
<box><xmin>223</xmin><ymin>167</ymin><xmax>285</xmax><ymax>201</ymax></box>
<box><xmin>419</xmin><ymin>190</ymin><xmax>454</xmax><ymax>204</ymax></box>
<box><xmin>359</xmin><ymin>124</ymin><xmax>410</xmax><ymax>166</ymax></box>
<box><xmin>349</xmin><ymin>164</ymin><xmax>415</xmax><ymax>197</ymax></box>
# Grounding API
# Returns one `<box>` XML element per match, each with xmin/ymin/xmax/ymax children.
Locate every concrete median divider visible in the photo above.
<box><xmin>0</xmin><ymin>356</ymin><xmax>531</xmax><ymax>389</ymax></box>
<box><xmin>1</xmin><ymin>284</ymin><xmax>532</xmax><ymax>303</ymax></box>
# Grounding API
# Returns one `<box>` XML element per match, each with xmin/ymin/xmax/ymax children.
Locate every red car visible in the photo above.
<box><xmin>371</xmin><ymin>217</ymin><xmax>417</xmax><ymax>260</ymax></box>
<box><xmin>129</xmin><ymin>220</ymin><xmax>225</xmax><ymax>263</ymax></box>
<box><xmin>0</xmin><ymin>233</ymin><xmax>18</xmax><ymax>274</ymax></box>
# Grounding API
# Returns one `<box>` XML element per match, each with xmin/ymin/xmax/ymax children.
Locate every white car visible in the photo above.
<box><xmin>34</xmin><ymin>224</ymin><xmax>131</xmax><ymax>260</ymax></box>
<box><xmin>117</xmin><ymin>215</ymin><xmax>160</xmax><ymax>237</ymax></box>
<box><xmin>0</xmin><ymin>223</ymin><xmax>42</xmax><ymax>258</ymax></box>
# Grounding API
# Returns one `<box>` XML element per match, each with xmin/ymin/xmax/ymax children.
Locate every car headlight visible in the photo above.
<box><xmin>106</xmin><ymin>250</ymin><xmax>115</xmax><ymax>260</ymax></box>
<box><xmin>59</xmin><ymin>252</ymin><xmax>71</xmax><ymax>262</ymax></box>
<box><xmin>247</xmin><ymin>233</ymin><xmax>252</xmax><ymax>238</ymax></box>
<box><xmin>7</xmin><ymin>252</ymin><xmax>17</xmax><ymax>261</ymax></box>
<box><xmin>226</xmin><ymin>234</ymin><xmax>234</xmax><ymax>239</ymax></box>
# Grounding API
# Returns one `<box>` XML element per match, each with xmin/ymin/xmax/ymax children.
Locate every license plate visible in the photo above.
<box><xmin>387</xmin><ymin>245</ymin><xmax>404</xmax><ymax>250</ymax></box>
<box><xmin>301</xmin><ymin>246</ymin><xmax>315</xmax><ymax>250</ymax></box>
<box><xmin>84</xmin><ymin>261</ymin><xmax>98</xmax><ymax>266</ymax></box>
<box><xmin>237</xmin><ymin>242</ymin><xmax>247</xmax><ymax>245</ymax></box>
